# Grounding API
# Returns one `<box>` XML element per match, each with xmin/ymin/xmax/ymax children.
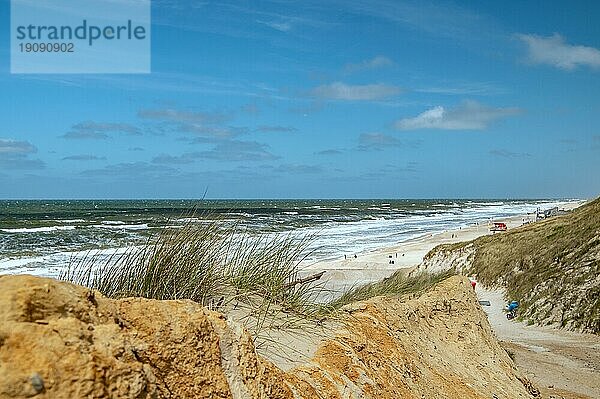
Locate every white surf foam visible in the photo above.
<box><xmin>93</xmin><ymin>223</ymin><xmax>149</xmax><ymax>230</ymax></box>
<box><xmin>1</xmin><ymin>226</ymin><xmax>76</xmax><ymax>233</ymax></box>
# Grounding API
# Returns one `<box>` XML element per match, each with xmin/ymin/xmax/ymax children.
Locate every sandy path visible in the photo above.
<box><xmin>477</xmin><ymin>287</ymin><xmax>600</xmax><ymax>399</ymax></box>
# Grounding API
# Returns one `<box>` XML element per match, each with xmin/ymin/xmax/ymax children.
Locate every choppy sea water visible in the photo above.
<box><xmin>0</xmin><ymin>199</ymin><xmax>577</xmax><ymax>278</ymax></box>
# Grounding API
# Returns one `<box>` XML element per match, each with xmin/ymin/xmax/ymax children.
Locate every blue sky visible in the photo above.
<box><xmin>1</xmin><ymin>0</ymin><xmax>599</xmax><ymax>199</ymax></box>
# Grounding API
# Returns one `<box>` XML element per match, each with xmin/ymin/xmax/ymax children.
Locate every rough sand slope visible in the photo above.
<box><xmin>0</xmin><ymin>274</ymin><xmax>538</xmax><ymax>398</ymax></box>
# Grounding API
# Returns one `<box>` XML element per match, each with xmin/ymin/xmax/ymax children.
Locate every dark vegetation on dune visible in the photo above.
<box><xmin>329</xmin><ymin>269</ymin><xmax>455</xmax><ymax>310</ymax></box>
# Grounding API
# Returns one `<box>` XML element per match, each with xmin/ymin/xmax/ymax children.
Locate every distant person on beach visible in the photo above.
<box><xmin>354</xmin><ymin>254</ymin><xmax>357</xmax><ymax>259</ymax></box>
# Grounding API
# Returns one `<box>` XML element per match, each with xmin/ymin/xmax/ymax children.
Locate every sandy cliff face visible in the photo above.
<box><xmin>0</xmin><ymin>274</ymin><xmax>537</xmax><ymax>398</ymax></box>
<box><xmin>416</xmin><ymin>243</ymin><xmax>476</xmax><ymax>275</ymax></box>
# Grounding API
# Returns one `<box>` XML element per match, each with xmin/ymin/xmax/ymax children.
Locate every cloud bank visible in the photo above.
<box><xmin>518</xmin><ymin>33</ymin><xmax>600</xmax><ymax>70</ymax></box>
<box><xmin>395</xmin><ymin>101</ymin><xmax>520</xmax><ymax>130</ymax></box>
<box><xmin>62</xmin><ymin>122</ymin><xmax>141</xmax><ymax>140</ymax></box>
<box><xmin>489</xmin><ymin>149</ymin><xmax>531</xmax><ymax>158</ymax></box>
<box><xmin>62</xmin><ymin>155</ymin><xmax>107</xmax><ymax>161</ymax></box>
<box><xmin>0</xmin><ymin>138</ymin><xmax>44</xmax><ymax>170</ymax></box>
<box><xmin>310</xmin><ymin>82</ymin><xmax>401</xmax><ymax>100</ymax></box>
<box><xmin>343</xmin><ymin>56</ymin><xmax>394</xmax><ymax>73</ymax></box>
<box><xmin>358</xmin><ymin>133</ymin><xmax>402</xmax><ymax>150</ymax></box>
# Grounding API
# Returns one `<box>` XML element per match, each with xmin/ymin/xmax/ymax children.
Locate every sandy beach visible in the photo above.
<box><xmin>307</xmin><ymin>200</ymin><xmax>586</xmax><ymax>294</ymax></box>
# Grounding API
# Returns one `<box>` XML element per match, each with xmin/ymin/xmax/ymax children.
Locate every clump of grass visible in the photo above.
<box><xmin>327</xmin><ymin>269</ymin><xmax>456</xmax><ymax>311</ymax></box>
<box><xmin>221</xmin><ymin>232</ymin><xmax>325</xmax><ymax>314</ymax></box>
<box><xmin>61</xmin><ymin>216</ymin><xmax>326</xmax><ymax>321</ymax></box>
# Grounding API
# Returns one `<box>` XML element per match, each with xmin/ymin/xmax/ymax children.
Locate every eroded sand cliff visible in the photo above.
<box><xmin>0</xmin><ymin>274</ymin><xmax>538</xmax><ymax>398</ymax></box>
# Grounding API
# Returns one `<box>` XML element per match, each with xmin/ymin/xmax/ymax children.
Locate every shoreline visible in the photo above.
<box><xmin>307</xmin><ymin>200</ymin><xmax>586</xmax><ymax>293</ymax></box>
<box><xmin>0</xmin><ymin>199</ymin><xmax>586</xmax><ymax>281</ymax></box>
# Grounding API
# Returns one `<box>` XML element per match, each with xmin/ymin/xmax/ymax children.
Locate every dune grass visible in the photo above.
<box><xmin>61</xmin><ymin>216</ymin><xmax>327</xmax><ymax>326</ymax></box>
<box><xmin>465</xmin><ymin>199</ymin><xmax>600</xmax><ymax>333</ymax></box>
<box><xmin>328</xmin><ymin>269</ymin><xmax>456</xmax><ymax>310</ymax></box>
<box><xmin>423</xmin><ymin>197</ymin><xmax>600</xmax><ymax>333</ymax></box>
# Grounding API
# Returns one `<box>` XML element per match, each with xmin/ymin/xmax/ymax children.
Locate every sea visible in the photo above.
<box><xmin>0</xmin><ymin>199</ymin><xmax>577</xmax><ymax>278</ymax></box>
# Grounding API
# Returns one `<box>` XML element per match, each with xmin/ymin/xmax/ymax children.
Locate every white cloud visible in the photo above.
<box><xmin>275</xmin><ymin>164</ymin><xmax>323</xmax><ymax>174</ymax></box>
<box><xmin>257</xmin><ymin>19</ymin><xmax>292</xmax><ymax>32</ymax></box>
<box><xmin>138</xmin><ymin>108</ymin><xmax>245</xmax><ymax>140</ymax></box>
<box><xmin>151</xmin><ymin>153</ymin><xmax>201</xmax><ymax>165</ymax></box>
<box><xmin>62</xmin><ymin>122</ymin><xmax>141</xmax><ymax>140</ymax></box>
<box><xmin>81</xmin><ymin>162</ymin><xmax>178</xmax><ymax>178</ymax></box>
<box><xmin>179</xmin><ymin>124</ymin><xmax>247</xmax><ymax>139</ymax></box>
<box><xmin>489</xmin><ymin>149</ymin><xmax>531</xmax><ymax>158</ymax></box>
<box><xmin>138</xmin><ymin>108</ymin><xmax>228</xmax><ymax>124</ymax></box>
<box><xmin>310</xmin><ymin>82</ymin><xmax>401</xmax><ymax>100</ymax></box>
<box><xmin>62</xmin><ymin>155</ymin><xmax>106</xmax><ymax>161</ymax></box>
<box><xmin>315</xmin><ymin>149</ymin><xmax>343</xmax><ymax>156</ymax></box>
<box><xmin>343</xmin><ymin>56</ymin><xmax>394</xmax><ymax>73</ymax></box>
<box><xmin>518</xmin><ymin>33</ymin><xmax>600</xmax><ymax>70</ymax></box>
<box><xmin>395</xmin><ymin>100</ymin><xmax>520</xmax><ymax>130</ymax></box>
<box><xmin>0</xmin><ymin>138</ymin><xmax>44</xmax><ymax>170</ymax></box>
<box><xmin>256</xmin><ymin>125</ymin><xmax>297</xmax><ymax>133</ymax></box>
<box><xmin>198</xmin><ymin>140</ymin><xmax>279</xmax><ymax>162</ymax></box>
<box><xmin>415</xmin><ymin>81</ymin><xmax>505</xmax><ymax>96</ymax></box>
<box><xmin>0</xmin><ymin>139</ymin><xmax>37</xmax><ymax>154</ymax></box>
<box><xmin>357</xmin><ymin>132</ymin><xmax>421</xmax><ymax>151</ymax></box>
<box><xmin>358</xmin><ymin>133</ymin><xmax>401</xmax><ymax>148</ymax></box>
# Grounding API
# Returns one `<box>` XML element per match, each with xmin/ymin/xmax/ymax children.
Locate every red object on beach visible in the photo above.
<box><xmin>490</xmin><ymin>222</ymin><xmax>507</xmax><ymax>232</ymax></box>
<box><xmin>471</xmin><ymin>280</ymin><xmax>476</xmax><ymax>290</ymax></box>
